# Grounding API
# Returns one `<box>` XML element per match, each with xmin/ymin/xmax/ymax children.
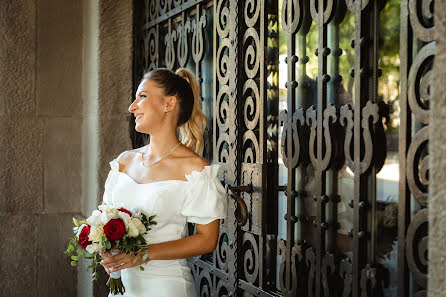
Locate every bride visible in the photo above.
<box><xmin>99</xmin><ymin>68</ymin><xmax>228</xmax><ymax>296</ymax></box>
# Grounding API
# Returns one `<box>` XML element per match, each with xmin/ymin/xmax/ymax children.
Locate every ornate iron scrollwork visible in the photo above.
<box><xmin>134</xmin><ymin>0</ymin><xmax>434</xmax><ymax>296</ymax></box>
<box><xmin>400</xmin><ymin>0</ymin><xmax>434</xmax><ymax>296</ymax></box>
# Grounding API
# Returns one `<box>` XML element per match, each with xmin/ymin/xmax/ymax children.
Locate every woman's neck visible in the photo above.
<box><xmin>146</xmin><ymin>133</ymin><xmax>181</xmax><ymax>157</ymax></box>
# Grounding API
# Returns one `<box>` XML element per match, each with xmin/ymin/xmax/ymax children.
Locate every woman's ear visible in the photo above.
<box><xmin>164</xmin><ymin>95</ymin><xmax>177</xmax><ymax>113</ymax></box>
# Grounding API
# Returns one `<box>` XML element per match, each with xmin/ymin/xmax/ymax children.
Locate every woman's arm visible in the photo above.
<box><xmin>100</xmin><ymin>219</ymin><xmax>220</xmax><ymax>273</ymax></box>
<box><xmin>148</xmin><ymin>219</ymin><xmax>220</xmax><ymax>260</ymax></box>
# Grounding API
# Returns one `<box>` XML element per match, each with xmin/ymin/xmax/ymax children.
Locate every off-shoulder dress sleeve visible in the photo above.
<box><xmin>181</xmin><ymin>164</ymin><xmax>228</xmax><ymax>225</ymax></box>
<box><xmin>102</xmin><ymin>158</ymin><xmax>120</xmax><ymax>205</ymax></box>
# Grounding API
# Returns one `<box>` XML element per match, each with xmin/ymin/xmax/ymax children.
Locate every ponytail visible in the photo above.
<box><xmin>175</xmin><ymin>68</ymin><xmax>207</xmax><ymax>156</ymax></box>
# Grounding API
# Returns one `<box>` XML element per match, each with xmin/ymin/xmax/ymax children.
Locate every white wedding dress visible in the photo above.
<box><xmin>102</xmin><ymin>158</ymin><xmax>228</xmax><ymax>297</ymax></box>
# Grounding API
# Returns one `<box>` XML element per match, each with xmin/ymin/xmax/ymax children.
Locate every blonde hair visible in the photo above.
<box><xmin>142</xmin><ymin>68</ymin><xmax>207</xmax><ymax>156</ymax></box>
<box><xmin>175</xmin><ymin>68</ymin><xmax>207</xmax><ymax>156</ymax></box>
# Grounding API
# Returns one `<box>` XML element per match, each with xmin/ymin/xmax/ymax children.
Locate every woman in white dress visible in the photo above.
<box><xmin>99</xmin><ymin>68</ymin><xmax>228</xmax><ymax>297</ymax></box>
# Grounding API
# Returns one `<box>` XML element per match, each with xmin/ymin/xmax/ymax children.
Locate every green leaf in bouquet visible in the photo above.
<box><xmin>71</xmin><ymin>255</ymin><xmax>79</xmax><ymax>261</ymax></box>
<box><xmin>71</xmin><ymin>261</ymin><xmax>77</xmax><ymax>266</ymax></box>
<box><xmin>76</xmin><ymin>249</ymin><xmax>84</xmax><ymax>255</ymax></box>
<box><xmin>106</xmin><ymin>241</ymin><xmax>111</xmax><ymax>250</ymax></box>
<box><xmin>72</xmin><ymin>217</ymin><xmax>80</xmax><ymax>227</ymax></box>
<box><xmin>133</xmin><ymin>258</ymin><xmax>138</xmax><ymax>263</ymax></box>
<box><xmin>142</xmin><ymin>253</ymin><xmax>149</xmax><ymax>261</ymax></box>
<box><xmin>67</xmin><ymin>244</ymin><xmax>74</xmax><ymax>253</ymax></box>
<box><xmin>139</xmin><ymin>266</ymin><xmax>145</xmax><ymax>271</ymax></box>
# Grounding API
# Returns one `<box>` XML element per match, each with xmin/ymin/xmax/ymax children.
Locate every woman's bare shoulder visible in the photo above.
<box><xmin>184</xmin><ymin>156</ymin><xmax>211</xmax><ymax>174</ymax></box>
<box><xmin>175</xmin><ymin>145</ymin><xmax>210</xmax><ymax>174</ymax></box>
<box><xmin>115</xmin><ymin>148</ymin><xmax>144</xmax><ymax>169</ymax></box>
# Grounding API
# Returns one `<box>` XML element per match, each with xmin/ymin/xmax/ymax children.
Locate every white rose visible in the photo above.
<box><xmin>86</xmin><ymin>242</ymin><xmax>103</xmax><ymax>254</ymax></box>
<box><xmin>100</xmin><ymin>211</ymin><xmax>116</xmax><ymax>225</ymax></box>
<box><xmin>76</xmin><ymin>224</ymin><xmax>88</xmax><ymax>239</ymax></box>
<box><xmin>127</xmin><ymin>221</ymin><xmax>139</xmax><ymax>237</ymax></box>
<box><xmin>131</xmin><ymin>218</ymin><xmax>146</xmax><ymax>234</ymax></box>
<box><xmin>118</xmin><ymin>211</ymin><xmax>132</xmax><ymax>227</ymax></box>
<box><xmin>86</xmin><ymin>210</ymin><xmax>102</xmax><ymax>226</ymax></box>
<box><xmin>98</xmin><ymin>204</ymin><xmax>118</xmax><ymax>215</ymax></box>
<box><xmin>88</xmin><ymin>225</ymin><xmax>104</xmax><ymax>242</ymax></box>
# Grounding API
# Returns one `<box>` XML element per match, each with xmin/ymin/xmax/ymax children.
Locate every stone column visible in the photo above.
<box><xmin>429</xmin><ymin>0</ymin><xmax>446</xmax><ymax>296</ymax></box>
<box><xmin>94</xmin><ymin>0</ymin><xmax>134</xmax><ymax>295</ymax></box>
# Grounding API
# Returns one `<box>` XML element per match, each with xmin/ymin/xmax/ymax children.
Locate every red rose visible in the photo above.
<box><xmin>118</xmin><ymin>208</ymin><xmax>132</xmax><ymax>216</ymax></box>
<box><xmin>104</xmin><ymin>219</ymin><xmax>126</xmax><ymax>241</ymax></box>
<box><xmin>78</xmin><ymin>225</ymin><xmax>92</xmax><ymax>249</ymax></box>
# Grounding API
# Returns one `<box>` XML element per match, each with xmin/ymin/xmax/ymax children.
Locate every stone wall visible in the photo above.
<box><xmin>429</xmin><ymin>0</ymin><xmax>446</xmax><ymax>296</ymax></box>
<box><xmin>0</xmin><ymin>1</ymin><xmax>133</xmax><ymax>296</ymax></box>
<box><xmin>0</xmin><ymin>2</ymin><xmax>40</xmax><ymax>296</ymax></box>
<box><xmin>94</xmin><ymin>0</ymin><xmax>134</xmax><ymax>296</ymax></box>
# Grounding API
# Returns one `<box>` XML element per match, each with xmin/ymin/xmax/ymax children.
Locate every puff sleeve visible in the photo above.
<box><xmin>102</xmin><ymin>159</ymin><xmax>120</xmax><ymax>205</ymax></box>
<box><xmin>181</xmin><ymin>164</ymin><xmax>228</xmax><ymax>225</ymax></box>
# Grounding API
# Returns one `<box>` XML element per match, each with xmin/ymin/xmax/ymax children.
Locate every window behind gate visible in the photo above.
<box><xmin>133</xmin><ymin>1</ymin><xmax>434</xmax><ymax>296</ymax></box>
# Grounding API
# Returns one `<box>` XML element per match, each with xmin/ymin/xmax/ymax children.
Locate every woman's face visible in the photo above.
<box><xmin>128</xmin><ymin>79</ymin><xmax>169</xmax><ymax>134</ymax></box>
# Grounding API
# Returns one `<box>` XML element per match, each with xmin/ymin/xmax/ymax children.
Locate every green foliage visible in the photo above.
<box><xmin>278</xmin><ymin>0</ymin><xmax>400</xmax><ymax>74</ymax></box>
<box><xmin>378</xmin><ymin>0</ymin><xmax>401</xmax><ymax>75</ymax></box>
<box><xmin>72</xmin><ymin>218</ymin><xmax>80</xmax><ymax>227</ymax></box>
<box><xmin>276</xmin><ymin>0</ymin><xmax>401</xmax><ymax>134</ymax></box>
<box><xmin>65</xmin><ymin>235</ymin><xmax>83</xmax><ymax>269</ymax></box>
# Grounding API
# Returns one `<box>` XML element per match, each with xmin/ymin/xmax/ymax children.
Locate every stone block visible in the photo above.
<box><xmin>97</xmin><ymin>0</ymin><xmax>133</xmax><ymax>117</ymax></box>
<box><xmin>36</xmin><ymin>0</ymin><xmax>83</xmax><ymax>116</ymax></box>
<box><xmin>44</xmin><ymin>117</ymin><xmax>82</xmax><ymax>213</ymax></box>
<box><xmin>98</xmin><ymin>116</ymin><xmax>132</xmax><ymax>202</ymax></box>
<box><xmin>0</xmin><ymin>0</ymin><xmax>36</xmax><ymax>116</ymax></box>
<box><xmin>0</xmin><ymin>117</ymin><xmax>44</xmax><ymax>214</ymax></box>
<box><xmin>38</xmin><ymin>214</ymin><xmax>77</xmax><ymax>297</ymax></box>
<box><xmin>0</xmin><ymin>214</ymin><xmax>38</xmax><ymax>297</ymax></box>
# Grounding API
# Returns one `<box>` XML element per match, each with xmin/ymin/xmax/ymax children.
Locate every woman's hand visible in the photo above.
<box><xmin>100</xmin><ymin>248</ymin><xmax>149</xmax><ymax>274</ymax></box>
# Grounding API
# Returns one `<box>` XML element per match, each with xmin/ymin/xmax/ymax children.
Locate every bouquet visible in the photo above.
<box><xmin>65</xmin><ymin>203</ymin><xmax>157</xmax><ymax>295</ymax></box>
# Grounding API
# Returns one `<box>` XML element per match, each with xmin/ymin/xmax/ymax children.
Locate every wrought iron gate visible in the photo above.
<box><xmin>132</xmin><ymin>0</ymin><xmax>435</xmax><ymax>296</ymax></box>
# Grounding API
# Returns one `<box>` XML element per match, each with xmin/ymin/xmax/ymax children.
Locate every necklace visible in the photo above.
<box><xmin>141</xmin><ymin>142</ymin><xmax>181</xmax><ymax>167</ymax></box>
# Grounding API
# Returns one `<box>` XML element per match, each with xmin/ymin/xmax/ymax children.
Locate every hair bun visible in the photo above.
<box><xmin>175</xmin><ymin>69</ymin><xmax>191</xmax><ymax>84</ymax></box>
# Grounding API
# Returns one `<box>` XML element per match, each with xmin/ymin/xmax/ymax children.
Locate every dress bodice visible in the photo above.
<box><xmin>102</xmin><ymin>158</ymin><xmax>228</xmax><ymax>296</ymax></box>
<box><xmin>102</xmin><ymin>158</ymin><xmax>228</xmax><ymax>245</ymax></box>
